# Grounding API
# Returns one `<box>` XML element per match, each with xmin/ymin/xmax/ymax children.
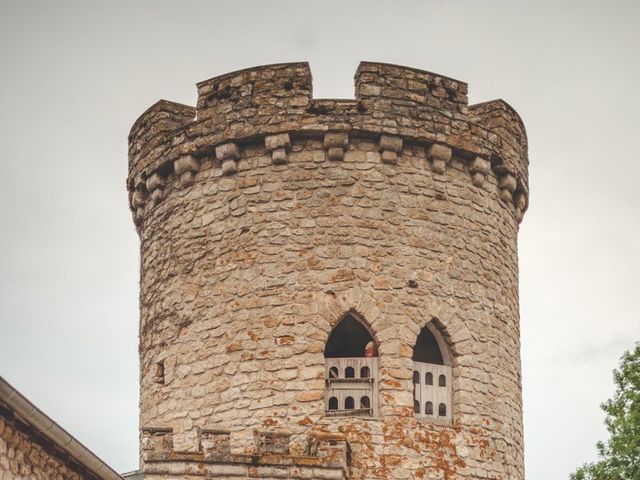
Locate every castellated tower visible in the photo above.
<box><xmin>128</xmin><ymin>62</ymin><xmax>529</xmax><ymax>480</ymax></box>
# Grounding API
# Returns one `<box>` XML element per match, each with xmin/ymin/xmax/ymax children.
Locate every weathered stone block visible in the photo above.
<box><xmin>378</xmin><ymin>134</ymin><xmax>403</xmax><ymax>153</ymax></box>
<box><xmin>141</xmin><ymin>427</ymin><xmax>173</xmax><ymax>454</ymax></box>
<box><xmin>216</xmin><ymin>142</ymin><xmax>240</xmax><ymax>161</ymax></box>
<box><xmin>307</xmin><ymin>433</ymin><xmax>349</xmax><ymax>469</ymax></box>
<box><xmin>174</xmin><ymin>154</ymin><xmax>199</xmax><ymax>175</ymax></box>
<box><xmin>499</xmin><ymin>173</ymin><xmax>517</xmax><ymax>192</ymax></box>
<box><xmin>200</xmin><ymin>428</ymin><xmax>231</xmax><ymax>455</ymax></box>
<box><xmin>381</xmin><ymin>150</ymin><xmax>398</xmax><ymax>164</ymax></box>
<box><xmin>327</xmin><ymin>147</ymin><xmax>345</xmax><ymax>161</ymax></box>
<box><xmin>131</xmin><ymin>189</ymin><xmax>146</xmax><ymax>209</ymax></box>
<box><xmin>265</xmin><ymin>133</ymin><xmax>291</xmax><ymax>152</ymax></box>
<box><xmin>254</xmin><ymin>430</ymin><xmax>291</xmax><ymax>455</ymax></box>
<box><xmin>271</xmin><ymin>147</ymin><xmax>288</xmax><ymax>165</ymax></box>
<box><xmin>222</xmin><ymin>158</ymin><xmax>238</xmax><ymax>176</ymax></box>
<box><xmin>146</xmin><ymin>172</ymin><xmax>165</xmax><ymax>192</ymax></box>
<box><xmin>324</xmin><ymin>132</ymin><xmax>349</xmax><ymax>149</ymax></box>
<box><xmin>470</xmin><ymin>156</ymin><xmax>491</xmax><ymax>175</ymax></box>
<box><xmin>427</xmin><ymin>143</ymin><xmax>452</xmax><ymax>161</ymax></box>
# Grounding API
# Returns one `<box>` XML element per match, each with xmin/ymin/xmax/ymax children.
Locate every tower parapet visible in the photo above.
<box><xmin>128</xmin><ymin>62</ymin><xmax>529</xmax><ymax>480</ymax></box>
<box><xmin>141</xmin><ymin>427</ymin><xmax>348</xmax><ymax>480</ymax></box>
<box><xmin>128</xmin><ymin>62</ymin><xmax>528</xmax><ymax>228</ymax></box>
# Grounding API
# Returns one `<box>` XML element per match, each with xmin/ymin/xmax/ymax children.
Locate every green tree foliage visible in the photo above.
<box><xmin>571</xmin><ymin>342</ymin><xmax>640</xmax><ymax>480</ymax></box>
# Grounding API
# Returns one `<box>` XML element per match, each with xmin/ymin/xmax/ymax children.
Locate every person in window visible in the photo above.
<box><xmin>364</xmin><ymin>341</ymin><xmax>377</xmax><ymax>357</ymax></box>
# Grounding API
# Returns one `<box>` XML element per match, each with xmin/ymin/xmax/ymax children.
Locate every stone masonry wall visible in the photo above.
<box><xmin>128</xmin><ymin>63</ymin><xmax>529</xmax><ymax>480</ymax></box>
<box><xmin>0</xmin><ymin>413</ymin><xmax>91</xmax><ymax>480</ymax></box>
<box><xmin>140</xmin><ymin>428</ymin><xmax>348</xmax><ymax>479</ymax></box>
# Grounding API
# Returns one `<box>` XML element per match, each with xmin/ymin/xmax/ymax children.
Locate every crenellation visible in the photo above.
<box><xmin>128</xmin><ymin>100</ymin><xmax>196</xmax><ymax>177</ymax></box>
<box><xmin>195</xmin><ymin>63</ymin><xmax>312</xmax><ymax>126</ymax></box>
<box><xmin>139</xmin><ymin>427</ymin><xmax>347</xmax><ymax>480</ymax></box>
<box><xmin>468</xmin><ymin>100</ymin><xmax>528</xmax><ymax>190</ymax></box>
<box><xmin>255</xmin><ymin>430</ymin><xmax>291</xmax><ymax>455</ymax></box>
<box><xmin>141</xmin><ymin>427</ymin><xmax>174</xmax><ymax>459</ymax></box>
<box><xmin>355</xmin><ymin>61</ymin><xmax>469</xmax><ymax>113</ymax></box>
<box><xmin>128</xmin><ymin>63</ymin><xmax>528</xmax><ymax>223</ymax></box>
<box><xmin>200</xmin><ymin>429</ymin><xmax>231</xmax><ymax>455</ymax></box>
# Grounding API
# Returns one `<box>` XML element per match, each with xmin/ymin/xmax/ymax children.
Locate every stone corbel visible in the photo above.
<box><xmin>131</xmin><ymin>186</ymin><xmax>147</xmax><ymax>225</ymax></box>
<box><xmin>174</xmin><ymin>155</ymin><xmax>200</xmax><ymax>185</ymax></box>
<box><xmin>145</xmin><ymin>173</ymin><xmax>165</xmax><ymax>204</ymax></box>
<box><xmin>427</xmin><ymin>144</ymin><xmax>452</xmax><ymax>174</ymax></box>
<box><xmin>469</xmin><ymin>156</ymin><xmax>491</xmax><ymax>187</ymax></box>
<box><xmin>324</xmin><ymin>132</ymin><xmax>349</xmax><ymax>161</ymax></box>
<box><xmin>498</xmin><ymin>173</ymin><xmax>517</xmax><ymax>203</ymax></box>
<box><xmin>265</xmin><ymin>133</ymin><xmax>291</xmax><ymax>165</ymax></box>
<box><xmin>514</xmin><ymin>191</ymin><xmax>527</xmax><ymax>221</ymax></box>
<box><xmin>379</xmin><ymin>134</ymin><xmax>403</xmax><ymax>164</ymax></box>
<box><xmin>215</xmin><ymin>143</ymin><xmax>240</xmax><ymax>176</ymax></box>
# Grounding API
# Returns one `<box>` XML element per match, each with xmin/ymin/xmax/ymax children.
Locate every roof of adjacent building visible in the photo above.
<box><xmin>0</xmin><ymin>375</ymin><xmax>123</xmax><ymax>480</ymax></box>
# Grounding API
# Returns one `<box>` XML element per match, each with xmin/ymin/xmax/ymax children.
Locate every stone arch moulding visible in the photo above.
<box><xmin>316</xmin><ymin>286</ymin><xmax>384</xmax><ymax>346</ymax></box>
<box><xmin>406</xmin><ymin>308</ymin><xmax>461</xmax><ymax>365</ymax></box>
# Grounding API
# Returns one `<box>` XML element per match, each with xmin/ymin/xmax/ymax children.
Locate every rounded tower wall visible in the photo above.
<box><xmin>129</xmin><ymin>62</ymin><xmax>528</xmax><ymax>480</ymax></box>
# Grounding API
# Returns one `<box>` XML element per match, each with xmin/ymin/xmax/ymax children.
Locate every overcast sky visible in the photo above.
<box><xmin>1</xmin><ymin>0</ymin><xmax>639</xmax><ymax>478</ymax></box>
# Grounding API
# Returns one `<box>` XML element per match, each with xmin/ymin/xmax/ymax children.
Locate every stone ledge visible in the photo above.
<box><xmin>128</xmin><ymin>133</ymin><xmax>528</xmax><ymax>230</ymax></box>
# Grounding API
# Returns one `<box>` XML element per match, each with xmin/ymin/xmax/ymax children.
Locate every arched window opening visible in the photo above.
<box><xmin>414</xmin><ymin>400</ymin><xmax>420</xmax><ymax>414</ymax></box>
<box><xmin>412</xmin><ymin>326</ymin><xmax>444</xmax><ymax>364</ymax></box>
<box><xmin>328</xmin><ymin>397</ymin><xmax>338</xmax><ymax>410</ymax></box>
<box><xmin>325</xmin><ymin>314</ymin><xmax>376</xmax><ymax>358</ymax></box>
<box><xmin>425</xmin><ymin>401</ymin><xmax>433</xmax><ymax>415</ymax></box>
<box><xmin>324</xmin><ymin>314</ymin><xmax>379</xmax><ymax>417</ymax></box>
<box><xmin>413</xmin><ymin>371</ymin><xmax>420</xmax><ymax>384</ymax></box>
<box><xmin>412</xmin><ymin>321</ymin><xmax>452</xmax><ymax>423</ymax></box>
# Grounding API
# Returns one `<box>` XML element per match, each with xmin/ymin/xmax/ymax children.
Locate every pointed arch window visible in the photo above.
<box><xmin>324</xmin><ymin>313</ymin><xmax>378</xmax><ymax>417</ymax></box>
<box><xmin>412</xmin><ymin>321</ymin><xmax>452</xmax><ymax>422</ymax></box>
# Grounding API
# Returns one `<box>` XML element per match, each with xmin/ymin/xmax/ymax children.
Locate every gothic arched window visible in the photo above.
<box><xmin>324</xmin><ymin>313</ymin><xmax>378</xmax><ymax>417</ymax></box>
<box><xmin>412</xmin><ymin>321</ymin><xmax>452</xmax><ymax>422</ymax></box>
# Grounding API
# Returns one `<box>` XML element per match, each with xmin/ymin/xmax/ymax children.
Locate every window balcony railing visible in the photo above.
<box><xmin>324</xmin><ymin>357</ymin><xmax>378</xmax><ymax>417</ymax></box>
<box><xmin>412</xmin><ymin>361</ymin><xmax>452</xmax><ymax>421</ymax></box>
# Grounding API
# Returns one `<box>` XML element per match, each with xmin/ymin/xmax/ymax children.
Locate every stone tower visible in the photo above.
<box><xmin>128</xmin><ymin>62</ymin><xmax>528</xmax><ymax>480</ymax></box>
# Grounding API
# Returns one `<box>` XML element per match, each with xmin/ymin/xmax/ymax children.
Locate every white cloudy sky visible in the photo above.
<box><xmin>1</xmin><ymin>0</ymin><xmax>638</xmax><ymax>478</ymax></box>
